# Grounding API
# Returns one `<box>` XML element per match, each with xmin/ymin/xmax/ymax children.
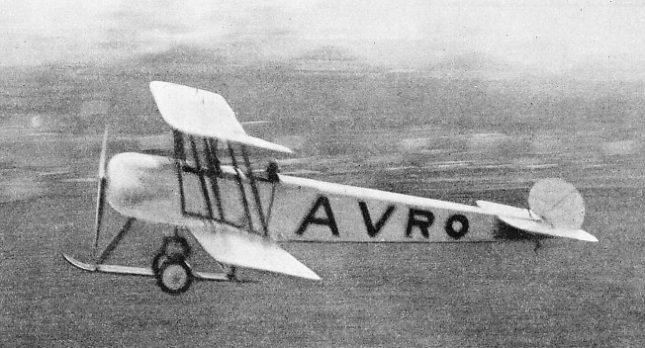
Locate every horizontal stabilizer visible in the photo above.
<box><xmin>498</xmin><ymin>216</ymin><xmax>598</xmax><ymax>242</ymax></box>
<box><xmin>476</xmin><ymin>200</ymin><xmax>534</xmax><ymax>220</ymax></box>
<box><xmin>150</xmin><ymin>81</ymin><xmax>292</xmax><ymax>153</ymax></box>
<box><xmin>477</xmin><ymin>178</ymin><xmax>596</xmax><ymax>243</ymax></box>
<box><xmin>189</xmin><ymin>223</ymin><xmax>321</xmax><ymax>280</ymax></box>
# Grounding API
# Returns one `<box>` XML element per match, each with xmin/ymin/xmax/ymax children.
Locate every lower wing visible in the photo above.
<box><xmin>188</xmin><ymin>221</ymin><xmax>321</xmax><ymax>280</ymax></box>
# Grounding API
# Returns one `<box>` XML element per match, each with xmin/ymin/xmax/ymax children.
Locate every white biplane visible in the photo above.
<box><xmin>63</xmin><ymin>81</ymin><xmax>598</xmax><ymax>295</ymax></box>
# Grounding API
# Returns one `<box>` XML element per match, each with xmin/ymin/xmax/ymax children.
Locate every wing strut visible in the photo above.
<box><xmin>189</xmin><ymin>137</ymin><xmax>214</xmax><ymax>219</ymax></box>
<box><xmin>228</xmin><ymin>144</ymin><xmax>254</xmax><ymax>232</ymax></box>
<box><xmin>204</xmin><ymin>138</ymin><xmax>225</xmax><ymax>219</ymax></box>
<box><xmin>171</xmin><ymin>131</ymin><xmax>271</xmax><ymax>237</ymax></box>
<box><xmin>242</xmin><ymin>145</ymin><xmax>270</xmax><ymax>237</ymax></box>
<box><xmin>173</xmin><ymin>130</ymin><xmax>188</xmax><ymax>215</ymax></box>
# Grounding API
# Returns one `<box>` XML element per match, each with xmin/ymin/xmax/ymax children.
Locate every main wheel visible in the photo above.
<box><xmin>152</xmin><ymin>236</ymin><xmax>192</xmax><ymax>277</ymax></box>
<box><xmin>155</xmin><ymin>259</ymin><xmax>193</xmax><ymax>295</ymax></box>
<box><xmin>151</xmin><ymin>252</ymin><xmax>169</xmax><ymax>277</ymax></box>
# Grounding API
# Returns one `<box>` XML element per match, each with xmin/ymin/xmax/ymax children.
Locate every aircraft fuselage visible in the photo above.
<box><xmin>107</xmin><ymin>152</ymin><xmax>501</xmax><ymax>242</ymax></box>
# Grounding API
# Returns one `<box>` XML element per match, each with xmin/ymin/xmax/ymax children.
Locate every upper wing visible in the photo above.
<box><xmin>149</xmin><ymin>81</ymin><xmax>292</xmax><ymax>153</ymax></box>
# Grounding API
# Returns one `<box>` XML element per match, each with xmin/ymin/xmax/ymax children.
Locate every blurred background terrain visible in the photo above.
<box><xmin>3</xmin><ymin>2</ymin><xmax>645</xmax><ymax>347</ymax></box>
<box><xmin>1</xmin><ymin>49</ymin><xmax>644</xmax><ymax>201</ymax></box>
<box><xmin>1</xmin><ymin>1</ymin><xmax>645</xmax><ymax>201</ymax></box>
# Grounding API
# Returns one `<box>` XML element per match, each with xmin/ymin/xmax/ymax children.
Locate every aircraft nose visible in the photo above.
<box><xmin>105</xmin><ymin>152</ymin><xmax>178</xmax><ymax>217</ymax></box>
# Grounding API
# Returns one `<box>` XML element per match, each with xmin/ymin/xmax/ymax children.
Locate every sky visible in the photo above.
<box><xmin>2</xmin><ymin>0</ymin><xmax>645</xmax><ymax>77</ymax></box>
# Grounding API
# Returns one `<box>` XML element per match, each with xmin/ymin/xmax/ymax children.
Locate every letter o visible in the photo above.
<box><xmin>445</xmin><ymin>214</ymin><xmax>469</xmax><ymax>240</ymax></box>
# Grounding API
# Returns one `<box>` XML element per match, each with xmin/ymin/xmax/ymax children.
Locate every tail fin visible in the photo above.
<box><xmin>528</xmin><ymin>178</ymin><xmax>585</xmax><ymax>230</ymax></box>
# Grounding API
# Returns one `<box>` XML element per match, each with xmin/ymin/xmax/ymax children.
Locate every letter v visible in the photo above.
<box><xmin>358</xmin><ymin>201</ymin><xmax>396</xmax><ymax>238</ymax></box>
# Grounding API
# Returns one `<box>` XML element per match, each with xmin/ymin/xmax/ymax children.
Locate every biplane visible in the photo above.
<box><xmin>63</xmin><ymin>81</ymin><xmax>598</xmax><ymax>295</ymax></box>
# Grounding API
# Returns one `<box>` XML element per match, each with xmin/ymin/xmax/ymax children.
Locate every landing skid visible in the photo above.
<box><xmin>62</xmin><ymin>253</ymin><xmax>233</xmax><ymax>282</ymax></box>
<box><xmin>67</xmin><ymin>218</ymin><xmax>248</xmax><ymax>294</ymax></box>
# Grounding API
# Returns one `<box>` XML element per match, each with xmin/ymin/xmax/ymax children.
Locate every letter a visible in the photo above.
<box><xmin>295</xmin><ymin>196</ymin><xmax>340</xmax><ymax>237</ymax></box>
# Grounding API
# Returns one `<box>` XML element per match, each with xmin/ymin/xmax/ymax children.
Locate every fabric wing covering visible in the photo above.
<box><xmin>189</xmin><ymin>222</ymin><xmax>321</xmax><ymax>280</ymax></box>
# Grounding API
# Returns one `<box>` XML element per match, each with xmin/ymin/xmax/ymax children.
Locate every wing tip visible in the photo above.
<box><xmin>273</xmin><ymin>144</ymin><xmax>294</xmax><ymax>154</ymax></box>
<box><xmin>578</xmin><ymin>230</ymin><xmax>599</xmax><ymax>242</ymax></box>
<box><xmin>149</xmin><ymin>80</ymin><xmax>167</xmax><ymax>95</ymax></box>
<box><xmin>302</xmin><ymin>270</ymin><xmax>322</xmax><ymax>281</ymax></box>
<box><xmin>560</xmin><ymin>228</ymin><xmax>598</xmax><ymax>243</ymax></box>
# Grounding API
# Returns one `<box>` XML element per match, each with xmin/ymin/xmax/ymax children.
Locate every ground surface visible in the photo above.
<box><xmin>2</xmin><ymin>63</ymin><xmax>645</xmax><ymax>347</ymax></box>
<box><xmin>1</xmin><ymin>162</ymin><xmax>644</xmax><ymax>348</ymax></box>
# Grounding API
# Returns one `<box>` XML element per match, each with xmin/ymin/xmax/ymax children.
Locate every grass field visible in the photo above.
<box><xmin>1</xmin><ymin>161</ymin><xmax>644</xmax><ymax>347</ymax></box>
<box><xmin>2</xmin><ymin>61</ymin><xmax>645</xmax><ymax>347</ymax></box>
